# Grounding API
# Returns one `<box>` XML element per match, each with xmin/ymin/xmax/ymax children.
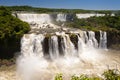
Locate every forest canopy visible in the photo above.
<box><xmin>0</xmin><ymin>6</ymin><xmax>30</xmax><ymax>44</ymax></box>
<box><xmin>7</xmin><ymin>5</ymin><xmax>119</xmax><ymax>14</ymax></box>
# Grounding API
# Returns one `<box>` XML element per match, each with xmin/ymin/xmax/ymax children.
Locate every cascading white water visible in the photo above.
<box><xmin>56</xmin><ymin>14</ymin><xmax>67</xmax><ymax>22</ymax></box>
<box><xmin>77</xmin><ymin>34</ymin><xmax>85</xmax><ymax>55</ymax></box>
<box><xmin>18</xmin><ymin>30</ymin><xmax>109</xmax><ymax>80</ymax></box>
<box><xmin>21</xmin><ymin>33</ymin><xmax>36</xmax><ymax>56</ymax></box>
<box><xmin>16</xmin><ymin>13</ymin><xmax>59</xmax><ymax>29</ymax></box>
<box><xmin>87</xmin><ymin>31</ymin><xmax>98</xmax><ymax>48</ymax></box>
<box><xmin>21</xmin><ymin>33</ymin><xmax>45</xmax><ymax>57</ymax></box>
<box><xmin>64</xmin><ymin>34</ymin><xmax>76</xmax><ymax>56</ymax></box>
<box><xmin>21</xmin><ymin>30</ymin><xmax>106</xmax><ymax>59</ymax></box>
<box><xmin>33</xmin><ymin>34</ymin><xmax>45</xmax><ymax>57</ymax></box>
<box><xmin>49</xmin><ymin>36</ymin><xmax>59</xmax><ymax>59</ymax></box>
<box><xmin>17</xmin><ymin>13</ymin><xmax>52</xmax><ymax>23</ymax></box>
<box><xmin>99</xmin><ymin>30</ymin><xmax>107</xmax><ymax>49</ymax></box>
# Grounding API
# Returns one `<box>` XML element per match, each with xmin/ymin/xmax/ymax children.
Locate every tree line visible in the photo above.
<box><xmin>6</xmin><ymin>5</ymin><xmax>120</xmax><ymax>14</ymax></box>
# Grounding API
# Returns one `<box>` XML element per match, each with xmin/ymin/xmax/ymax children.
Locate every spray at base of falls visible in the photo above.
<box><xmin>16</xmin><ymin>30</ymin><xmax>113</xmax><ymax>80</ymax></box>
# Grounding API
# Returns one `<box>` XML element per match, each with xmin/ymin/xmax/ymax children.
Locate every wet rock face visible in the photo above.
<box><xmin>95</xmin><ymin>31</ymin><xmax>100</xmax><ymax>45</ymax></box>
<box><xmin>107</xmin><ymin>31</ymin><xmax>120</xmax><ymax>50</ymax></box>
<box><xmin>0</xmin><ymin>40</ymin><xmax>20</xmax><ymax>59</ymax></box>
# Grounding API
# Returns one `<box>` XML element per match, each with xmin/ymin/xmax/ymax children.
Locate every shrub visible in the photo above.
<box><xmin>55</xmin><ymin>73</ymin><xmax>63</xmax><ymax>80</ymax></box>
<box><xmin>103</xmin><ymin>69</ymin><xmax>120</xmax><ymax>80</ymax></box>
<box><xmin>71</xmin><ymin>74</ymin><xmax>101</xmax><ymax>80</ymax></box>
<box><xmin>54</xmin><ymin>69</ymin><xmax>120</xmax><ymax>80</ymax></box>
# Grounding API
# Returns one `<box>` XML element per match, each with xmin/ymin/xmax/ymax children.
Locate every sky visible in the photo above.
<box><xmin>0</xmin><ymin>0</ymin><xmax>120</xmax><ymax>10</ymax></box>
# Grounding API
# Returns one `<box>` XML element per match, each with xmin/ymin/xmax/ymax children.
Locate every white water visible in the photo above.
<box><xmin>87</xmin><ymin>31</ymin><xmax>98</xmax><ymax>48</ymax></box>
<box><xmin>56</xmin><ymin>14</ymin><xmax>67</xmax><ymax>22</ymax></box>
<box><xmin>76</xmin><ymin>13</ymin><xmax>115</xmax><ymax>19</ymax></box>
<box><xmin>17</xmin><ymin>13</ymin><xmax>59</xmax><ymax>29</ymax></box>
<box><xmin>99</xmin><ymin>31</ymin><xmax>107</xmax><ymax>49</ymax></box>
<box><xmin>49</xmin><ymin>36</ymin><xmax>59</xmax><ymax>59</ymax></box>
<box><xmin>17</xmin><ymin>13</ymin><xmax>52</xmax><ymax>23</ymax></box>
<box><xmin>17</xmin><ymin>30</ymin><xmax>115</xmax><ymax>80</ymax></box>
<box><xmin>76</xmin><ymin>13</ymin><xmax>105</xmax><ymax>19</ymax></box>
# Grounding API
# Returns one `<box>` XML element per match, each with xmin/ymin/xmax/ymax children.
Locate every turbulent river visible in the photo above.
<box><xmin>0</xmin><ymin>50</ymin><xmax>120</xmax><ymax>80</ymax></box>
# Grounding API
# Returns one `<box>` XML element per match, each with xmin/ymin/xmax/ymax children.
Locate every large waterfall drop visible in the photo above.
<box><xmin>20</xmin><ymin>31</ymin><xmax>107</xmax><ymax>59</ymax></box>
<box><xmin>15</xmin><ymin>13</ymin><xmax>120</xmax><ymax>80</ymax></box>
<box><xmin>18</xmin><ymin>30</ymin><xmax>109</xmax><ymax>80</ymax></box>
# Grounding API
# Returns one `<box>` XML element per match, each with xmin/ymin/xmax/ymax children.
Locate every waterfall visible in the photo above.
<box><xmin>17</xmin><ymin>13</ymin><xmax>52</xmax><ymax>23</ymax></box>
<box><xmin>77</xmin><ymin>35</ymin><xmax>85</xmax><ymax>55</ymax></box>
<box><xmin>56</xmin><ymin>14</ymin><xmax>67</xmax><ymax>22</ymax></box>
<box><xmin>19</xmin><ymin>31</ymin><xmax>108</xmax><ymax>80</ymax></box>
<box><xmin>21</xmin><ymin>31</ymin><xmax>107</xmax><ymax>59</ymax></box>
<box><xmin>15</xmin><ymin>12</ymin><xmax>112</xmax><ymax>80</ymax></box>
<box><xmin>99</xmin><ymin>31</ymin><xmax>107</xmax><ymax>49</ymax></box>
<box><xmin>21</xmin><ymin>33</ymin><xmax>36</xmax><ymax>56</ymax></box>
<box><xmin>21</xmin><ymin>33</ymin><xmax>45</xmax><ymax>57</ymax></box>
<box><xmin>87</xmin><ymin>31</ymin><xmax>98</xmax><ymax>48</ymax></box>
<box><xmin>64</xmin><ymin>34</ymin><xmax>76</xmax><ymax>56</ymax></box>
<box><xmin>16</xmin><ymin>13</ymin><xmax>60</xmax><ymax>29</ymax></box>
<box><xmin>49</xmin><ymin>36</ymin><xmax>59</xmax><ymax>59</ymax></box>
<box><xmin>33</xmin><ymin>34</ymin><xmax>45</xmax><ymax>57</ymax></box>
<box><xmin>83</xmin><ymin>31</ymin><xmax>88</xmax><ymax>42</ymax></box>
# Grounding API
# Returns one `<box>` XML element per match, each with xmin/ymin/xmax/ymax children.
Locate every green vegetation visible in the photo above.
<box><xmin>103</xmin><ymin>69</ymin><xmax>120</xmax><ymax>80</ymax></box>
<box><xmin>71</xmin><ymin>75</ymin><xmax>101</xmax><ymax>80</ymax></box>
<box><xmin>0</xmin><ymin>6</ymin><xmax>30</xmax><ymax>43</ymax></box>
<box><xmin>55</xmin><ymin>73</ymin><xmax>63</xmax><ymax>80</ymax></box>
<box><xmin>0</xmin><ymin>6</ymin><xmax>30</xmax><ymax>59</ymax></box>
<box><xmin>64</xmin><ymin>14</ymin><xmax>120</xmax><ymax>49</ymax></box>
<box><xmin>7</xmin><ymin>6</ymin><xmax>92</xmax><ymax>13</ymax></box>
<box><xmin>6</xmin><ymin>6</ymin><xmax>119</xmax><ymax>14</ymax></box>
<box><xmin>65</xmin><ymin>15</ymin><xmax>120</xmax><ymax>31</ymax></box>
<box><xmin>54</xmin><ymin>69</ymin><xmax>120</xmax><ymax>80</ymax></box>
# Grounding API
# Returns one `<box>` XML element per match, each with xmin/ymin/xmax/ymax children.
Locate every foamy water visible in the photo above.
<box><xmin>0</xmin><ymin>50</ymin><xmax>120</xmax><ymax>80</ymax></box>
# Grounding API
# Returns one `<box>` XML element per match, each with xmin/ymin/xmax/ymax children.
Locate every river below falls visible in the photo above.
<box><xmin>0</xmin><ymin>50</ymin><xmax>120</xmax><ymax>80</ymax></box>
